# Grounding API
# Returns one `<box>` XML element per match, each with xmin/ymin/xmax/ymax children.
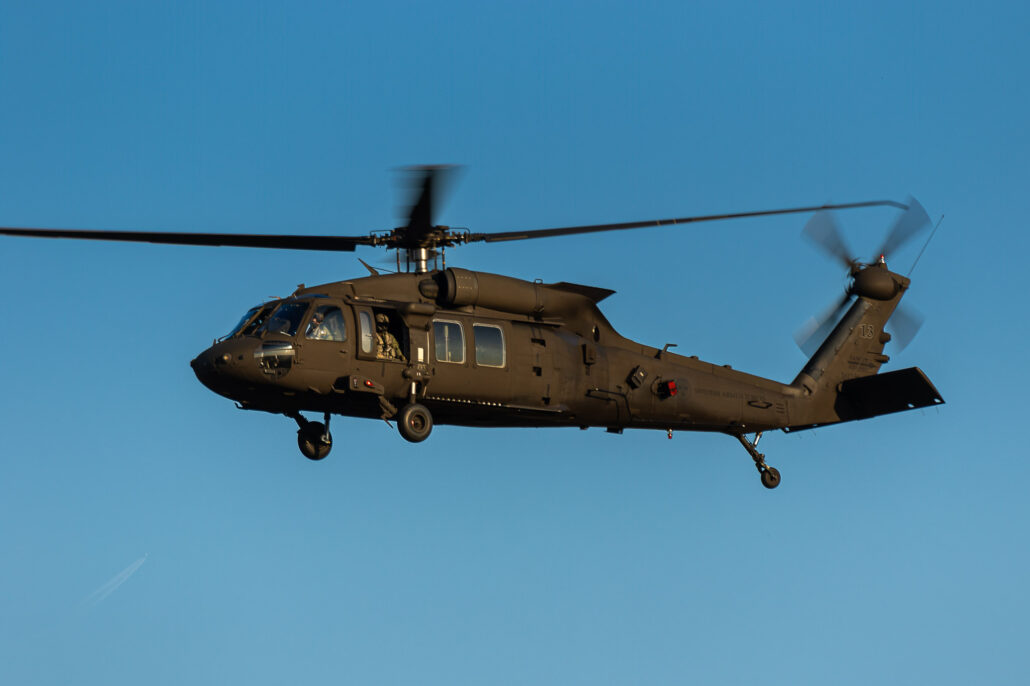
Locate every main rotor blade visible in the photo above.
<box><xmin>802</xmin><ymin>210</ymin><xmax>855</xmax><ymax>270</ymax></box>
<box><xmin>468</xmin><ymin>199</ymin><xmax>906</xmax><ymax>244</ymax></box>
<box><xmin>0</xmin><ymin>226</ymin><xmax>374</xmax><ymax>252</ymax></box>
<box><xmin>401</xmin><ymin>165</ymin><xmax>459</xmax><ymax>246</ymax></box>
<box><xmin>794</xmin><ymin>291</ymin><xmax>853</xmax><ymax>357</ymax></box>
<box><xmin>875</xmin><ymin>195</ymin><xmax>931</xmax><ymax>259</ymax></box>
<box><xmin>886</xmin><ymin>303</ymin><xmax>924</xmax><ymax>353</ymax></box>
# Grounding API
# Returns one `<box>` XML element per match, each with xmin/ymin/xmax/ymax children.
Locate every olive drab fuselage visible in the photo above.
<box><xmin>190</xmin><ymin>266</ymin><xmax>942</xmax><ymax>440</ymax></box>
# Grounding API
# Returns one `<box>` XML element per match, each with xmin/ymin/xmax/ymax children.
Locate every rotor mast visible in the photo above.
<box><xmin>400</xmin><ymin>237</ymin><xmax>456</xmax><ymax>273</ymax></box>
<box><xmin>407</xmin><ymin>246</ymin><xmax>431</xmax><ymax>273</ymax></box>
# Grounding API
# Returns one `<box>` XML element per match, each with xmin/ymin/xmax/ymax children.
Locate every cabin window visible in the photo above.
<box><xmin>433</xmin><ymin>320</ymin><xmax>465</xmax><ymax>363</ymax></box>
<box><xmin>358</xmin><ymin>311</ymin><xmax>374</xmax><ymax>354</ymax></box>
<box><xmin>305</xmin><ymin>305</ymin><xmax>347</xmax><ymax>342</ymax></box>
<box><xmin>473</xmin><ymin>324</ymin><xmax>505</xmax><ymax>368</ymax></box>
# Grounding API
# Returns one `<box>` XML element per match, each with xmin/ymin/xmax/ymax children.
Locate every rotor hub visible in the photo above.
<box><xmin>850</xmin><ymin>264</ymin><xmax>900</xmax><ymax>300</ymax></box>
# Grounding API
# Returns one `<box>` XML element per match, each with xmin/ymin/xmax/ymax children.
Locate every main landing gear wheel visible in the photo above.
<box><xmin>398</xmin><ymin>403</ymin><xmax>433</xmax><ymax>443</ymax></box>
<box><xmin>760</xmin><ymin>466</ymin><xmax>781</xmax><ymax>489</ymax></box>
<box><xmin>298</xmin><ymin>421</ymin><xmax>332</xmax><ymax>461</ymax></box>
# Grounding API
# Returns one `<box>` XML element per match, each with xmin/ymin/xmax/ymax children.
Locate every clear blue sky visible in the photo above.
<box><xmin>1</xmin><ymin>1</ymin><xmax>1027</xmax><ymax>684</ymax></box>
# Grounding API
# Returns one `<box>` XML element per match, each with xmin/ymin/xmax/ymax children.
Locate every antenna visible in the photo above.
<box><xmin>908</xmin><ymin>214</ymin><xmax>944</xmax><ymax>277</ymax></box>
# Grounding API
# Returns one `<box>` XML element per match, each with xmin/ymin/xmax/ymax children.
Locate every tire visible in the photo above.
<box><xmin>398</xmin><ymin>403</ymin><xmax>433</xmax><ymax>443</ymax></box>
<box><xmin>298</xmin><ymin>422</ymin><xmax>332</xmax><ymax>460</ymax></box>
<box><xmin>760</xmin><ymin>466</ymin><xmax>781</xmax><ymax>489</ymax></box>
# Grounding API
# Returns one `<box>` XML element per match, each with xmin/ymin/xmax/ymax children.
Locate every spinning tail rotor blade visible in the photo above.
<box><xmin>887</xmin><ymin>304</ymin><xmax>924</xmax><ymax>352</ymax></box>
<box><xmin>802</xmin><ymin>210</ymin><xmax>855</xmax><ymax>270</ymax></box>
<box><xmin>875</xmin><ymin>195</ymin><xmax>931</xmax><ymax>259</ymax></box>
<box><xmin>794</xmin><ymin>291</ymin><xmax>853</xmax><ymax>357</ymax></box>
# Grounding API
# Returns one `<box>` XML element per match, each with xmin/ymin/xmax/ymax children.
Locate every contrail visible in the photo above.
<box><xmin>81</xmin><ymin>554</ymin><xmax>148</xmax><ymax>608</ymax></box>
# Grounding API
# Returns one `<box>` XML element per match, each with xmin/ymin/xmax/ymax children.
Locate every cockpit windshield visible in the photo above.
<box><xmin>259</xmin><ymin>301</ymin><xmax>311</xmax><ymax>337</ymax></box>
<box><xmin>224</xmin><ymin>302</ymin><xmax>278</xmax><ymax>339</ymax></box>
<box><xmin>226</xmin><ymin>306</ymin><xmax>261</xmax><ymax>339</ymax></box>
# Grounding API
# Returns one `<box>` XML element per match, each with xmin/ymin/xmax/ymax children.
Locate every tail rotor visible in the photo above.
<box><xmin>795</xmin><ymin>196</ymin><xmax>932</xmax><ymax>356</ymax></box>
<box><xmin>802</xmin><ymin>208</ymin><xmax>858</xmax><ymax>273</ymax></box>
<box><xmin>875</xmin><ymin>196</ymin><xmax>932</xmax><ymax>262</ymax></box>
<box><xmin>794</xmin><ymin>290</ymin><xmax>853</xmax><ymax>357</ymax></box>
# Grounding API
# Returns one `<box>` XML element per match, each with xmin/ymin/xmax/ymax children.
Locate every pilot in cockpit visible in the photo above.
<box><xmin>306</xmin><ymin>311</ymin><xmax>329</xmax><ymax>340</ymax></box>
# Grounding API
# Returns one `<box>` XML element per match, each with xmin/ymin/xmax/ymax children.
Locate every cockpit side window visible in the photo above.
<box><xmin>260</xmin><ymin>301</ymin><xmax>310</xmax><ymax>337</ymax></box>
<box><xmin>305</xmin><ymin>305</ymin><xmax>347</xmax><ymax>342</ymax></box>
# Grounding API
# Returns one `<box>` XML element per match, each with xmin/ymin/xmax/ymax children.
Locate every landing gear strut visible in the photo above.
<box><xmin>735</xmin><ymin>432</ymin><xmax>781</xmax><ymax>489</ymax></box>
<box><xmin>292</xmin><ymin>411</ymin><xmax>333</xmax><ymax>461</ymax></box>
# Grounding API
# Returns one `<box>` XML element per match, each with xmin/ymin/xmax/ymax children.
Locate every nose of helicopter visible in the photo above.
<box><xmin>191</xmin><ymin>347</ymin><xmax>227</xmax><ymax>394</ymax></box>
<box><xmin>191</xmin><ymin>339</ymin><xmax>257</xmax><ymax>398</ymax></box>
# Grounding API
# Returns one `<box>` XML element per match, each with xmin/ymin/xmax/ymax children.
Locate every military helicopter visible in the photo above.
<box><xmin>0</xmin><ymin>168</ymin><xmax>943</xmax><ymax>488</ymax></box>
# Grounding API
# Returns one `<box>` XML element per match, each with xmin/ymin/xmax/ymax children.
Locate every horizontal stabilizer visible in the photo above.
<box><xmin>786</xmin><ymin>367</ymin><xmax>943</xmax><ymax>432</ymax></box>
<box><xmin>836</xmin><ymin>367</ymin><xmax>943</xmax><ymax>420</ymax></box>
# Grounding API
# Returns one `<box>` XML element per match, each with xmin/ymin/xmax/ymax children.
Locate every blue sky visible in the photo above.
<box><xmin>1</xmin><ymin>1</ymin><xmax>1028</xmax><ymax>684</ymax></box>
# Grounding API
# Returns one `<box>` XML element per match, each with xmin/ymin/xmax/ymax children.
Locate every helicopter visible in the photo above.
<box><xmin>0</xmin><ymin>167</ymin><xmax>943</xmax><ymax>488</ymax></box>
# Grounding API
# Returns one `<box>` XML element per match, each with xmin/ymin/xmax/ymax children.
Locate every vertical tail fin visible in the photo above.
<box><xmin>788</xmin><ymin>264</ymin><xmax>911</xmax><ymax>427</ymax></box>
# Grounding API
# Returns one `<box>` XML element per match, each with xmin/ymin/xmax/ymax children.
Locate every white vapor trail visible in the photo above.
<box><xmin>82</xmin><ymin>554</ymin><xmax>148</xmax><ymax>608</ymax></box>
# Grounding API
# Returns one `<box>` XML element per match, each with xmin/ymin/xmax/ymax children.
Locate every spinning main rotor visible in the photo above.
<box><xmin>0</xmin><ymin>166</ymin><xmax>910</xmax><ymax>274</ymax></box>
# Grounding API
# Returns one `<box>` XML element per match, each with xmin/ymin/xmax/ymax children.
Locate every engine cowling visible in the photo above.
<box><xmin>422</xmin><ymin>267</ymin><xmax>579</xmax><ymax>317</ymax></box>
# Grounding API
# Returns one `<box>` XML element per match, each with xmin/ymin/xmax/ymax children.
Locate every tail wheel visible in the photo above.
<box><xmin>398</xmin><ymin>403</ymin><xmax>433</xmax><ymax>443</ymax></box>
<box><xmin>298</xmin><ymin>421</ymin><xmax>332</xmax><ymax>460</ymax></box>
